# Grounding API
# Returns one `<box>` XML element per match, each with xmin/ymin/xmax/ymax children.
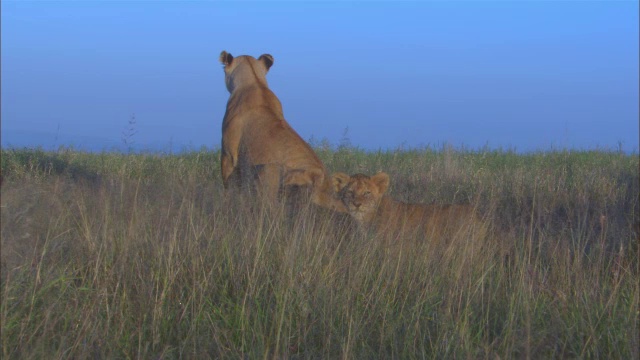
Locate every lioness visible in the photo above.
<box><xmin>332</xmin><ymin>172</ymin><xmax>481</xmax><ymax>239</ymax></box>
<box><xmin>219</xmin><ymin>51</ymin><xmax>345</xmax><ymax>211</ymax></box>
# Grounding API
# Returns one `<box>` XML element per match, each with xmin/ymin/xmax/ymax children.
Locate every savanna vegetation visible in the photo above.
<box><xmin>1</xmin><ymin>145</ymin><xmax>638</xmax><ymax>358</ymax></box>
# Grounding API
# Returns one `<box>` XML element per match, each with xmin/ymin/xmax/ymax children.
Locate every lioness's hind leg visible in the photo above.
<box><xmin>285</xmin><ymin>169</ymin><xmax>346</xmax><ymax>212</ymax></box>
<box><xmin>255</xmin><ymin>164</ymin><xmax>282</xmax><ymax>202</ymax></box>
<box><xmin>283</xmin><ymin>168</ymin><xmax>323</xmax><ymax>187</ymax></box>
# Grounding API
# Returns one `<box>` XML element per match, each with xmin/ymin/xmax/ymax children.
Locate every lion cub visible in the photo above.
<box><xmin>332</xmin><ymin>172</ymin><xmax>480</xmax><ymax>239</ymax></box>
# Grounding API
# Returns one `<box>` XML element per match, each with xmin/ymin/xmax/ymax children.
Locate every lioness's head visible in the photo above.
<box><xmin>332</xmin><ymin>172</ymin><xmax>390</xmax><ymax>222</ymax></box>
<box><xmin>219</xmin><ymin>51</ymin><xmax>274</xmax><ymax>93</ymax></box>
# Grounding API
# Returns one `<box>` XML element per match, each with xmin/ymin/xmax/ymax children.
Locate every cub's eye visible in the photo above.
<box><xmin>363</xmin><ymin>191</ymin><xmax>372</xmax><ymax>198</ymax></box>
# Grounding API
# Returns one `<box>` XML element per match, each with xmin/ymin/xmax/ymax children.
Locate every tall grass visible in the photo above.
<box><xmin>1</xmin><ymin>146</ymin><xmax>638</xmax><ymax>358</ymax></box>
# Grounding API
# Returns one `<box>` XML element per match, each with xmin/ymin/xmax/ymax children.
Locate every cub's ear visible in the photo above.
<box><xmin>220</xmin><ymin>51</ymin><xmax>233</xmax><ymax>66</ymax></box>
<box><xmin>331</xmin><ymin>172</ymin><xmax>351</xmax><ymax>193</ymax></box>
<box><xmin>371</xmin><ymin>172</ymin><xmax>390</xmax><ymax>194</ymax></box>
<box><xmin>258</xmin><ymin>54</ymin><xmax>274</xmax><ymax>70</ymax></box>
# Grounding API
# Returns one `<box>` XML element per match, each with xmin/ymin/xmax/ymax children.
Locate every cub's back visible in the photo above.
<box><xmin>374</xmin><ymin>197</ymin><xmax>478</xmax><ymax>238</ymax></box>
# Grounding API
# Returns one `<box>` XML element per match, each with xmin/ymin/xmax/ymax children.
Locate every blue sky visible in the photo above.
<box><xmin>1</xmin><ymin>1</ymin><xmax>638</xmax><ymax>153</ymax></box>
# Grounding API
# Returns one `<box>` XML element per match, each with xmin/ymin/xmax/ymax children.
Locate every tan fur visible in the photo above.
<box><xmin>332</xmin><ymin>172</ymin><xmax>481</xmax><ymax>239</ymax></box>
<box><xmin>219</xmin><ymin>51</ymin><xmax>345</xmax><ymax>212</ymax></box>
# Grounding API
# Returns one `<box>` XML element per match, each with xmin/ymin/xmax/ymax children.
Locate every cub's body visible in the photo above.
<box><xmin>332</xmin><ymin>172</ymin><xmax>480</xmax><ymax>239</ymax></box>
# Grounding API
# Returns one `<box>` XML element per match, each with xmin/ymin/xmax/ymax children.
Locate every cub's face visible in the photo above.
<box><xmin>332</xmin><ymin>172</ymin><xmax>390</xmax><ymax>222</ymax></box>
<box><xmin>219</xmin><ymin>51</ymin><xmax>274</xmax><ymax>93</ymax></box>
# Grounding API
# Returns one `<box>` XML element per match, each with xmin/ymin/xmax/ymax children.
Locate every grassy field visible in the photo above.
<box><xmin>1</xmin><ymin>146</ymin><xmax>638</xmax><ymax>359</ymax></box>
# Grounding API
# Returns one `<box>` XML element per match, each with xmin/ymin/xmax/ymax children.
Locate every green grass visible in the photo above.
<box><xmin>1</xmin><ymin>146</ymin><xmax>638</xmax><ymax>358</ymax></box>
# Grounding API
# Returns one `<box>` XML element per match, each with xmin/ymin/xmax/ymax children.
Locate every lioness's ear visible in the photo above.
<box><xmin>220</xmin><ymin>51</ymin><xmax>233</xmax><ymax>66</ymax></box>
<box><xmin>332</xmin><ymin>173</ymin><xmax>351</xmax><ymax>192</ymax></box>
<box><xmin>371</xmin><ymin>172</ymin><xmax>390</xmax><ymax>194</ymax></box>
<box><xmin>258</xmin><ymin>54</ymin><xmax>274</xmax><ymax>70</ymax></box>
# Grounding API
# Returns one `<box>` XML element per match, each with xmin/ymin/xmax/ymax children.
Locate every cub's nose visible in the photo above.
<box><xmin>353</xmin><ymin>201</ymin><xmax>362</xmax><ymax>209</ymax></box>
